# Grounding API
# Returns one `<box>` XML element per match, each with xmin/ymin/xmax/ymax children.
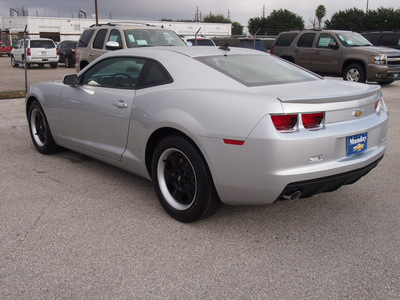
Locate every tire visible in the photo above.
<box><xmin>11</xmin><ymin>55</ymin><xmax>19</xmax><ymax>67</ymax></box>
<box><xmin>50</xmin><ymin>63</ymin><xmax>58</xmax><ymax>69</ymax></box>
<box><xmin>151</xmin><ymin>136</ymin><xmax>221</xmax><ymax>222</ymax></box>
<box><xmin>27</xmin><ymin>100</ymin><xmax>58</xmax><ymax>154</ymax></box>
<box><xmin>343</xmin><ymin>63</ymin><xmax>366</xmax><ymax>83</ymax></box>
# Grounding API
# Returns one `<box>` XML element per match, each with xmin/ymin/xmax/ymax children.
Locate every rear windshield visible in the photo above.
<box><xmin>30</xmin><ymin>40</ymin><xmax>55</xmax><ymax>48</ymax></box>
<box><xmin>197</xmin><ymin>54</ymin><xmax>318</xmax><ymax>86</ymax></box>
<box><xmin>124</xmin><ymin>29</ymin><xmax>186</xmax><ymax>47</ymax></box>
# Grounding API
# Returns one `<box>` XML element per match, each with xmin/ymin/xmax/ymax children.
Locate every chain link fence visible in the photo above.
<box><xmin>0</xmin><ymin>33</ymin><xmax>79</xmax><ymax>99</ymax></box>
<box><xmin>0</xmin><ymin>32</ymin><xmax>278</xmax><ymax>99</ymax></box>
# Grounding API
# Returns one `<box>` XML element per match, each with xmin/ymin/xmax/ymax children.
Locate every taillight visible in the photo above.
<box><xmin>56</xmin><ymin>48</ymin><xmax>59</xmax><ymax>55</ymax></box>
<box><xmin>270</xmin><ymin>46</ymin><xmax>274</xmax><ymax>54</ymax></box>
<box><xmin>271</xmin><ymin>114</ymin><xmax>298</xmax><ymax>132</ymax></box>
<box><xmin>27</xmin><ymin>48</ymin><xmax>31</xmax><ymax>56</ymax></box>
<box><xmin>302</xmin><ymin>112</ymin><xmax>324</xmax><ymax>130</ymax></box>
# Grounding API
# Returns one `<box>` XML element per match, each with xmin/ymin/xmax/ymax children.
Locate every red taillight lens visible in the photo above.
<box><xmin>302</xmin><ymin>112</ymin><xmax>324</xmax><ymax>130</ymax></box>
<box><xmin>270</xmin><ymin>46</ymin><xmax>274</xmax><ymax>54</ymax></box>
<box><xmin>56</xmin><ymin>48</ymin><xmax>59</xmax><ymax>55</ymax></box>
<box><xmin>271</xmin><ymin>114</ymin><xmax>298</xmax><ymax>131</ymax></box>
<box><xmin>27</xmin><ymin>48</ymin><xmax>31</xmax><ymax>56</ymax></box>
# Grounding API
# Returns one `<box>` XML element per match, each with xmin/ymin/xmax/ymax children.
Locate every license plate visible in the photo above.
<box><xmin>347</xmin><ymin>132</ymin><xmax>368</xmax><ymax>156</ymax></box>
<box><xmin>41</xmin><ymin>51</ymin><xmax>47</xmax><ymax>55</ymax></box>
<box><xmin>394</xmin><ymin>73</ymin><xmax>399</xmax><ymax>79</ymax></box>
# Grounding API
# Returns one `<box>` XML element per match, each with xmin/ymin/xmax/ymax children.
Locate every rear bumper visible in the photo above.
<box><xmin>277</xmin><ymin>155</ymin><xmax>383</xmax><ymax>201</ymax></box>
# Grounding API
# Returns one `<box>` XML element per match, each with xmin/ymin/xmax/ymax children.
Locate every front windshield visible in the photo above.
<box><xmin>124</xmin><ymin>29</ymin><xmax>186</xmax><ymax>47</ymax></box>
<box><xmin>337</xmin><ymin>32</ymin><xmax>372</xmax><ymax>47</ymax></box>
<box><xmin>197</xmin><ymin>54</ymin><xmax>319</xmax><ymax>86</ymax></box>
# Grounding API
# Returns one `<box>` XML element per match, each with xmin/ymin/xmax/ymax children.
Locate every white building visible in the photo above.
<box><xmin>0</xmin><ymin>16</ymin><xmax>231</xmax><ymax>44</ymax></box>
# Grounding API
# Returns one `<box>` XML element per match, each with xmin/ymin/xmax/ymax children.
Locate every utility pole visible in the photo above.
<box><xmin>262</xmin><ymin>5</ymin><xmax>266</xmax><ymax>18</ymax></box>
<box><xmin>366</xmin><ymin>0</ymin><xmax>369</xmax><ymax>13</ymax></box>
<box><xmin>94</xmin><ymin>0</ymin><xmax>99</xmax><ymax>26</ymax></box>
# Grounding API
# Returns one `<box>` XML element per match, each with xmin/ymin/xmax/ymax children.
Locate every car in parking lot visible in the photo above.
<box><xmin>11</xmin><ymin>38</ymin><xmax>59</xmax><ymax>68</ymax></box>
<box><xmin>57</xmin><ymin>40</ymin><xmax>77</xmax><ymax>68</ymax></box>
<box><xmin>362</xmin><ymin>31</ymin><xmax>400</xmax><ymax>50</ymax></box>
<box><xmin>270</xmin><ymin>29</ymin><xmax>400</xmax><ymax>84</ymax></box>
<box><xmin>182</xmin><ymin>36</ymin><xmax>216</xmax><ymax>46</ymax></box>
<box><xmin>26</xmin><ymin>46</ymin><xmax>388</xmax><ymax>222</ymax></box>
<box><xmin>75</xmin><ymin>23</ymin><xmax>186</xmax><ymax>71</ymax></box>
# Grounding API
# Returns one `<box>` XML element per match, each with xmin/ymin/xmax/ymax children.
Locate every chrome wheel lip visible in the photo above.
<box><xmin>157</xmin><ymin>148</ymin><xmax>197</xmax><ymax>211</ymax></box>
<box><xmin>30</xmin><ymin>108</ymin><xmax>46</xmax><ymax>147</ymax></box>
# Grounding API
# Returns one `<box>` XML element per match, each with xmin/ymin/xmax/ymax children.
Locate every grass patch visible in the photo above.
<box><xmin>0</xmin><ymin>90</ymin><xmax>26</xmax><ymax>99</ymax></box>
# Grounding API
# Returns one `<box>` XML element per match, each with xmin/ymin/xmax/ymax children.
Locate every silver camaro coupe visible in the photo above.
<box><xmin>26</xmin><ymin>46</ymin><xmax>389</xmax><ymax>222</ymax></box>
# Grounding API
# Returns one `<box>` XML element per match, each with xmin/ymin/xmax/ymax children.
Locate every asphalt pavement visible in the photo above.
<box><xmin>0</xmin><ymin>81</ymin><xmax>399</xmax><ymax>299</ymax></box>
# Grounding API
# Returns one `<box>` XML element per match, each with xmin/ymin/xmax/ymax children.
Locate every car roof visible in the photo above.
<box><xmin>99</xmin><ymin>45</ymin><xmax>264</xmax><ymax>59</ymax></box>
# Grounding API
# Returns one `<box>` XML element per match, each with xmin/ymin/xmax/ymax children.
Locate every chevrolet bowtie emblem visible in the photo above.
<box><xmin>353</xmin><ymin>109</ymin><xmax>363</xmax><ymax>117</ymax></box>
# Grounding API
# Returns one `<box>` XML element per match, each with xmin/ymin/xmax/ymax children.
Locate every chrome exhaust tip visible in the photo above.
<box><xmin>282</xmin><ymin>191</ymin><xmax>302</xmax><ymax>201</ymax></box>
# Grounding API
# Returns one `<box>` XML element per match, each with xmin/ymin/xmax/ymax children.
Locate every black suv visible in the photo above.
<box><xmin>76</xmin><ymin>23</ymin><xmax>186</xmax><ymax>71</ymax></box>
<box><xmin>271</xmin><ymin>29</ymin><xmax>400</xmax><ymax>84</ymax></box>
<box><xmin>362</xmin><ymin>31</ymin><xmax>400</xmax><ymax>50</ymax></box>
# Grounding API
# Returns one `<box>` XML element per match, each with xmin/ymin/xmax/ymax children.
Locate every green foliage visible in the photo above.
<box><xmin>315</xmin><ymin>5</ymin><xmax>326</xmax><ymax>29</ymax></box>
<box><xmin>325</xmin><ymin>7</ymin><xmax>400</xmax><ymax>31</ymax></box>
<box><xmin>231</xmin><ymin>22</ymin><xmax>244</xmax><ymax>36</ymax></box>
<box><xmin>248</xmin><ymin>9</ymin><xmax>304</xmax><ymax>35</ymax></box>
<box><xmin>203</xmin><ymin>13</ymin><xmax>231</xmax><ymax>23</ymax></box>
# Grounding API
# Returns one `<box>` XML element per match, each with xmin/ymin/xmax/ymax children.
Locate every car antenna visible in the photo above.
<box><xmin>219</xmin><ymin>43</ymin><xmax>230</xmax><ymax>51</ymax></box>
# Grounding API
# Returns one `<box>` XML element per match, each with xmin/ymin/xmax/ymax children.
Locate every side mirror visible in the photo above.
<box><xmin>329</xmin><ymin>41</ymin><xmax>339</xmax><ymax>49</ymax></box>
<box><xmin>63</xmin><ymin>74</ymin><xmax>79</xmax><ymax>87</ymax></box>
<box><xmin>105</xmin><ymin>41</ymin><xmax>122</xmax><ymax>50</ymax></box>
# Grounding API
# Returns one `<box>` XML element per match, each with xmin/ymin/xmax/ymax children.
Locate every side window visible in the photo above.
<box><xmin>379</xmin><ymin>34</ymin><xmax>399</xmax><ymax>47</ymax></box>
<box><xmin>137</xmin><ymin>60</ymin><xmax>173</xmax><ymax>88</ymax></box>
<box><xmin>82</xmin><ymin>57</ymin><xmax>146</xmax><ymax>89</ymax></box>
<box><xmin>108</xmin><ymin>29</ymin><xmax>123</xmax><ymax>47</ymax></box>
<box><xmin>316</xmin><ymin>33</ymin><xmax>336</xmax><ymax>48</ymax></box>
<box><xmin>93</xmin><ymin>29</ymin><xmax>108</xmax><ymax>49</ymax></box>
<box><xmin>78</xmin><ymin>29</ymin><xmax>95</xmax><ymax>48</ymax></box>
<box><xmin>274</xmin><ymin>33</ymin><xmax>298</xmax><ymax>46</ymax></box>
<box><xmin>296</xmin><ymin>33</ymin><xmax>316</xmax><ymax>48</ymax></box>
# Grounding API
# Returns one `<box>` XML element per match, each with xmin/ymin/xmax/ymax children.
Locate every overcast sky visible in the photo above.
<box><xmin>1</xmin><ymin>0</ymin><xmax>399</xmax><ymax>27</ymax></box>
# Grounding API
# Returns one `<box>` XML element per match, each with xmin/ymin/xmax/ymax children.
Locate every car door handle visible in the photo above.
<box><xmin>314</xmin><ymin>51</ymin><xmax>320</xmax><ymax>54</ymax></box>
<box><xmin>113</xmin><ymin>100</ymin><xmax>128</xmax><ymax>108</ymax></box>
<box><xmin>89</xmin><ymin>52</ymin><xmax>94</xmax><ymax>56</ymax></box>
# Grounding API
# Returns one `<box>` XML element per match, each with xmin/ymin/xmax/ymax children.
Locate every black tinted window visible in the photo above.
<box><xmin>78</xmin><ymin>29</ymin><xmax>95</xmax><ymax>48</ymax></box>
<box><xmin>93</xmin><ymin>29</ymin><xmax>108</xmax><ymax>49</ymax></box>
<box><xmin>138</xmin><ymin>60</ymin><xmax>173</xmax><ymax>88</ymax></box>
<box><xmin>380</xmin><ymin>34</ymin><xmax>400</xmax><ymax>46</ymax></box>
<box><xmin>274</xmin><ymin>33</ymin><xmax>298</xmax><ymax>46</ymax></box>
<box><xmin>30</xmin><ymin>40</ymin><xmax>55</xmax><ymax>48</ymax></box>
<box><xmin>297</xmin><ymin>33</ymin><xmax>316</xmax><ymax>47</ymax></box>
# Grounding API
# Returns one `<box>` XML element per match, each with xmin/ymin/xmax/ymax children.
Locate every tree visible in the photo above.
<box><xmin>248</xmin><ymin>9</ymin><xmax>304</xmax><ymax>35</ymax></box>
<box><xmin>324</xmin><ymin>8</ymin><xmax>365</xmax><ymax>31</ymax></box>
<box><xmin>315</xmin><ymin>5</ymin><xmax>326</xmax><ymax>29</ymax></box>
<box><xmin>231</xmin><ymin>22</ymin><xmax>244</xmax><ymax>35</ymax></box>
<box><xmin>203</xmin><ymin>13</ymin><xmax>231</xmax><ymax>23</ymax></box>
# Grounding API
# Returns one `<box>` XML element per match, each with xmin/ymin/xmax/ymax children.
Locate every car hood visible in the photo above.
<box><xmin>252</xmin><ymin>78</ymin><xmax>381</xmax><ymax>104</ymax></box>
<box><xmin>347</xmin><ymin>46</ymin><xmax>400</xmax><ymax>56</ymax></box>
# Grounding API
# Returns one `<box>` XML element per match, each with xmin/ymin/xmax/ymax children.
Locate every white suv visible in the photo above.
<box><xmin>11</xmin><ymin>38</ymin><xmax>59</xmax><ymax>68</ymax></box>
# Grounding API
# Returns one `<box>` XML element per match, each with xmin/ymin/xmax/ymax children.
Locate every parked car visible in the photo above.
<box><xmin>11</xmin><ymin>38</ymin><xmax>58</xmax><ymax>68</ymax></box>
<box><xmin>182</xmin><ymin>36</ymin><xmax>216</xmax><ymax>46</ymax></box>
<box><xmin>57</xmin><ymin>40</ymin><xmax>77</xmax><ymax>68</ymax></box>
<box><xmin>26</xmin><ymin>46</ymin><xmax>388</xmax><ymax>222</ymax></box>
<box><xmin>362</xmin><ymin>31</ymin><xmax>400</xmax><ymax>50</ymax></box>
<box><xmin>213</xmin><ymin>37</ymin><xmax>272</xmax><ymax>52</ymax></box>
<box><xmin>270</xmin><ymin>29</ymin><xmax>400</xmax><ymax>85</ymax></box>
<box><xmin>75</xmin><ymin>23</ymin><xmax>186</xmax><ymax>71</ymax></box>
<box><xmin>0</xmin><ymin>41</ymin><xmax>12</xmax><ymax>56</ymax></box>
